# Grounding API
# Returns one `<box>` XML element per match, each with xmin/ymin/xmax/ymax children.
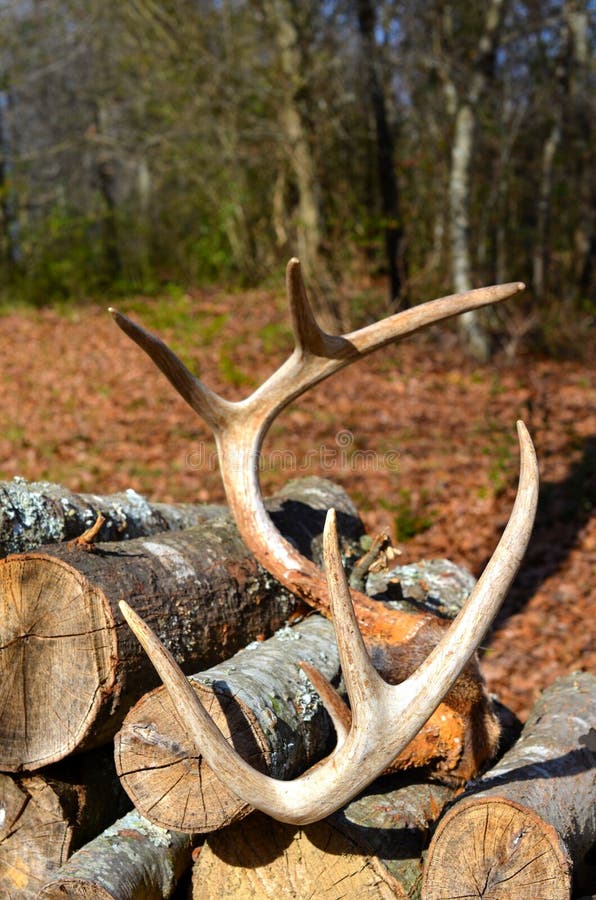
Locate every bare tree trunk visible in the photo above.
<box><xmin>0</xmin><ymin>85</ymin><xmax>22</xmax><ymax>266</ymax></box>
<box><xmin>443</xmin><ymin>0</ymin><xmax>507</xmax><ymax>360</ymax></box>
<box><xmin>355</xmin><ymin>0</ymin><xmax>408</xmax><ymax>310</ymax></box>
<box><xmin>93</xmin><ymin>102</ymin><xmax>121</xmax><ymax>281</ymax></box>
<box><xmin>423</xmin><ymin>672</ymin><xmax>596</xmax><ymax>899</ymax></box>
<box><xmin>533</xmin><ymin>121</ymin><xmax>562</xmax><ymax>298</ymax></box>
<box><xmin>260</xmin><ymin>0</ymin><xmax>342</xmax><ymax>330</ymax></box>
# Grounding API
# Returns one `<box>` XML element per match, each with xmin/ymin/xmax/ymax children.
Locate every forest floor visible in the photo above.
<box><xmin>0</xmin><ymin>284</ymin><xmax>593</xmax><ymax>721</ymax></box>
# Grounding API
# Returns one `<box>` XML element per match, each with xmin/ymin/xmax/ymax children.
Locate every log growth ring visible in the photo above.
<box><xmin>0</xmin><ymin>554</ymin><xmax>116</xmax><ymax>771</ymax></box>
<box><xmin>115</xmin><ymin>680</ymin><xmax>271</xmax><ymax>833</ymax></box>
<box><xmin>422</xmin><ymin>796</ymin><xmax>572</xmax><ymax>899</ymax></box>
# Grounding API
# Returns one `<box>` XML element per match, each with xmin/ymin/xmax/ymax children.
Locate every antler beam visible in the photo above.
<box><xmin>111</xmin><ymin>260</ymin><xmax>535</xmax><ymax>792</ymax></box>
<box><xmin>120</xmin><ymin>421</ymin><xmax>537</xmax><ymax>823</ymax></box>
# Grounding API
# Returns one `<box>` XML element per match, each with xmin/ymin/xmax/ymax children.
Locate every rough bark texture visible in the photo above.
<box><xmin>191</xmin><ymin>778</ymin><xmax>456</xmax><ymax>899</ymax></box>
<box><xmin>0</xmin><ymin>476</ymin><xmax>225</xmax><ymax>556</ymax></box>
<box><xmin>38</xmin><ymin>808</ymin><xmax>194</xmax><ymax>899</ymax></box>
<box><xmin>423</xmin><ymin>672</ymin><xmax>596</xmax><ymax>899</ymax></box>
<box><xmin>114</xmin><ymin>565</ymin><xmax>499</xmax><ymax>835</ymax></box>
<box><xmin>0</xmin><ymin>477</ymin><xmax>363</xmax><ymax>772</ymax></box>
<box><xmin>115</xmin><ymin>616</ymin><xmax>340</xmax><ymax>834</ymax></box>
<box><xmin>0</xmin><ymin>748</ymin><xmax>130</xmax><ymax>898</ymax></box>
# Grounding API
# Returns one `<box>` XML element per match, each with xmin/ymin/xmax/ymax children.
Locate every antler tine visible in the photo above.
<box><xmin>298</xmin><ymin>661</ymin><xmax>351</xmax><ymax>747</ymax></box>
<box><xmin>108</xmin><ymin>307</ymin><xmax>232</xmax><ymax>433</ymax></box>
<box><xmin>322</xmin><ymin>509</ymin><xmax>385</xmax><ymax>714</ymax></box>
<box><xmin>111</xmin><ymin>262</ymin><xmax>530</xmax><ymax>658</ymax></box>
<box><xmin>119</xmin><ymin>423</ymin><xmax>538</xmax><ymax>824</ymax></box>
<box><xmin>285</xmin><ymin>258</ymin><xmax>345</xmax><ymax>357</ymax></box>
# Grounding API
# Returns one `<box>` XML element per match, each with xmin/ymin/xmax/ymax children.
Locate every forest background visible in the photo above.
<box><xmin>0</xmin><ymin>0</ymin><xmax>594</xmax><ymax>716</ymax></box>
<box><xmin>0</xmin><ymin>0</ymin><xmax>593</xmax><ymax>357</ymax></box>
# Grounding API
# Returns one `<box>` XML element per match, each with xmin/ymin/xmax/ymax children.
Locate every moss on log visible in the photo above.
<box><xmin>38</xmin><ymin>809</ymin><xmax>194</xmax><ymax>899</ymax></box>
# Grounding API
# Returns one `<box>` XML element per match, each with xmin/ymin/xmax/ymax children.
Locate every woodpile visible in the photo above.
<box><xmin>0</xmin><ymin>476</ymin><xmax>365</xmax><ymax>895</ymax></box>
<box><xmin>0</xmin><ymin>477</ymin><xmax>361</xmax><ymax>773</ymax></box>
<box><xmin>1</xmin><ymin>487</ymin><xmax>594</xmax><ymax>898</ymax></box>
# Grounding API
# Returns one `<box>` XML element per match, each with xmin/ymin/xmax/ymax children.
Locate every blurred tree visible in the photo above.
<box><xmin>0</xmin><ymin>0</ymin><xmax>591</xmax><ymax>353</ymax></box>
<box><xmin>355</xmin><ymin>0</ymin><xmax>408</xmax><ymax>310</ymax></box>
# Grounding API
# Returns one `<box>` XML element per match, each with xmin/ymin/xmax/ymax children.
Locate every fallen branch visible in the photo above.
<box><xmin>0</xmin><ymin>477</ymin><xmax>362</xmax><ymax>771</ymax></box>
<box><xmin>38</xmin><ymin>808</ymin><xmax>194</xmax><ymax>899</ymax></box>
<box><xmin>0</xmin><ymin>748</ymin><xmax>130</xmax><ymax>898</ymax></box>
<box><xmin>423</xmin><ymin>671</ymin><xmax>596</xmax><ymax>899</ymax></box>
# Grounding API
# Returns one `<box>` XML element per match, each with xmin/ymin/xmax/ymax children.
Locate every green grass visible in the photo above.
<box><xmin>379</xmin><ymin>489</ymin><xmax>435</xmax><ymax>542</ymax></box>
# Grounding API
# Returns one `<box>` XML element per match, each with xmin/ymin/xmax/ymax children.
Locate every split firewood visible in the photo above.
<box><xmin>191</xmin><ymin>780</ymin><xmax>456</xmax><ymax>899</ymax></box>
<box><xmin>0</xmin><ymin>476</ymin><xmax>226</xmax><ymax>556</ymax></box>
<box><xmin>115</xmin><ymin>570</ymin><xmax>517</xmax><ymax>835</ymax></box>
<box><xmin>0</xmin><ymin>477</ymin><xmax>363</xmax><ymax>772</ymax></box>
<box><xmin>0</xmin><ymin>747</ymin><xmax>130</xmax><ymax>898</ymax></box>
<box><xmin>423</xmin><ymin>671</ymin><xmax>596</xmax><ymax>900</ymax></box>
<box><xmin>38</xmin><ymin>808</ymin><xmax>195</xmax><ymax>899</ymax></box>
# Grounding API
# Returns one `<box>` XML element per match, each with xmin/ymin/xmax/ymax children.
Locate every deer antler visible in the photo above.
<box><xmin>111</xmin><ymin>260</ymin><xmax>535</xmax><ymax>788</ymax></box>
<box><xmin>120</xmin><ymin>423</ymin><xmax>537</xmax><ymax>823</ymax></box>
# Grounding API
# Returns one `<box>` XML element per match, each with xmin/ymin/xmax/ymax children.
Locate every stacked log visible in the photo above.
<box><xmin>0</xmin><ymin>476</ymin><xmax>225</xmax><ymax>555</ymax></box>
<box><xmin>0</xmin><ymin>477</ymin><xmax>362</xmax><ymax>896</ymax></box>
<box><xmin>191</xmin><ymin>782</ymin><xmax>454</xmax><ymax>899</ymax></box>
<box><xmin>115</xmin><ymin>615</ymin><xmax>341</xmax><ymax>832</ymax></box>
<box><xmin>1</xmin><ymin>474</ymin><xmax>593</xmax><ymax>897</ymax></box>
<box><xmin>0</xmin><ymin>748</ymin><xmax>130</xmax><ymax>895</ymax></box>
<box><xmin>0</xmin><ymin>477</ymin><xmax>363</xmax><ymax>772</ymax></box>
<box><xmin>423</xmin><ymin>671</ymin><xmax>596</xmax><ymax>899</ymax></box>
<box><xmin>38</xmin><ymin>809</ymin><xmax>195</xmax><ymax>899</ymax></box>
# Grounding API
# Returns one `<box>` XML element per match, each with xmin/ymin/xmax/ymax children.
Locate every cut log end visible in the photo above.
<box><xmin>192</xmin><ymin>811</ymin><xmax>403</xmax><ymax>899</ymax></box>
<box><xmin>422</xmin><ymin>797</ymin><xmax>572</xmax><ymax>900</ymax></box>
<box><xmin>0</xmin><ymin>554</ymin><xmax>115</xmax><ymax>771</ymax></box>
<box><xmin>115</xmin><ymin>681</ymin><xmax>271</xmax><ymax>832</ymax></box>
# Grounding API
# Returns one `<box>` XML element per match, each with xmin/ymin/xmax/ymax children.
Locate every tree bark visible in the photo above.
<box><xmin>114</xmin><ymin>567</ymin><xmax>514</xmax><ymax>835</ymax></box>
<box><xmin>423</xmin><ymin>671</ymin><xmax>596</xmax><ymax>899</ymax></box>
<box><xmin>0</xmin><ymin>477</ymin><xmax>225</xmax><ymax>557</ymax></box>
<box><xmin>0</xmin><ymin>478</ymin><xmax>363</xmax><ymax>772</ymax></box>
<box><xmin>0</xmin><ymin>748</ymin><xmax>130</xmax><ymax>898</ymax></box>
<box><xmin>191</xmin><ymin>778</ymin><xmax>457</xmax><ymax>899</ymax></box>
<box><xmin>259</xmin><ymin>0</ymin><xmax>342</xmax><ymax>330</ymax></box>
<box><xmin>38</xmin><ymin>808</ymin><xmax>194</xmax><ymax>900</ymax></box>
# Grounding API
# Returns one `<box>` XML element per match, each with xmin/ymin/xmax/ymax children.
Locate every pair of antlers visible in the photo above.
<box><xmin>112</xmin><ymin>260</ymin><xmax>538</xmax><ymax>824</ymax></box>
